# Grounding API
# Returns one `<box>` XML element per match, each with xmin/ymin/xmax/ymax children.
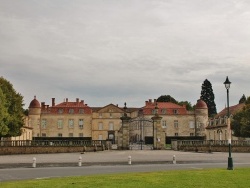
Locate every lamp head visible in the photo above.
<box><xmin>224</xmin><ymin>76</ymin><xmax>231</xmax><ymax>90</ymax></box>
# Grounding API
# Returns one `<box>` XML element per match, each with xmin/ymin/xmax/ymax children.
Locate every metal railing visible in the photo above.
<box><xmin>0</xmin><ymin>140</ymin><xmax>107</xmax><ymax>147</ymax></box>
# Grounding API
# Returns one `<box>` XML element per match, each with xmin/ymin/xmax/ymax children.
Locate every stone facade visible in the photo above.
<box><xmin>28</xmin><ymin>97</ymin><xmax>209</xmax><ymax>146</ymax></box>
<box><xmin>142</xmin><ymin>99</ymin><xmax>208</xmax><ymax>138</ymax></box>
<box><xmin>206</xmin><ymin>103</ymin><xmax>245</xmax><ymax>141</ymax></box>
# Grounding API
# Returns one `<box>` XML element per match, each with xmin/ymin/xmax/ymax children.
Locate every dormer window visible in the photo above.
<box><xmin>152</xmin><ymin>109</ymin><xmax>156</xmax><ymax>114</ymax></box>
<box><xmin>173</xmin><ymin>109</ymin><xmax>178</xmax><ymax>114</ymax></box>
<box><xmin>79</xmin><ymin>109</ymin><xmax>84</xmax><ymax>114</ymax></box>
<box><xmin>162</xmin><ymin>109</ymin><xmax>167</xmax><ymax>114</ymax></box>
<box><xmin>69</xmin><ymin>109</ymin><xmax>74</xmax><ymax>114</ymax></box>
<box><xmin>58</xmin><ymin>109</ymin><xmax>63</xmax><ymax>114</ymax></box>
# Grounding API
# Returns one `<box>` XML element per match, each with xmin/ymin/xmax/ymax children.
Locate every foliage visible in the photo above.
<box><xmin>178</xmin><ymin>101</ymin><xmax>193</xmax><ymax>111</ymax></box>
<box><xmin>2</xmin><ymin>168</ymin><xmax>250</xmax><ymax>188</ymax></box>
<box><xmin>0</xmin><ymin>88</ymin><xmax>9</xmax><ymax>136</ymax></box>
<box><xmin>157</xmin><ymin>95</ymin><xmax>194</xmax><ymax>111</ymax></box>
<box><xmin>156</xmin><ymin>95</ymin><xmax>177</xmax><ymax>103</ymax></box>
<box><xmin>200</xmin><ymin>79</ymin><xmax>217</xmax><ymax>117</ymax></box>
<box><xmin>239</xmin><ymin>94</ymin><xmax>247</xmax><ymax>104</ymax></box>
<box><xmin>0</xmin><ymin>77</ymin><xmax>24</xmax><ymax>137</ymax></box>
<box><xmin>232</xmin><ymin>98</ymin><xmax>250</xmax><ymax>137</ymax></box>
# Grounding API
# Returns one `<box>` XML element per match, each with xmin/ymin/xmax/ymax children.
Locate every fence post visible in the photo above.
<box><xmin>128</xmin><ymin>155</ymin><xmax>132</xmax><ymax>165</ymax></box>
<box><xmin>173</xmin><ymin>155</ymin><xmax>176</xmax><ymax>164</ymax></box>
<box><xmin>78</xmin><ymin>156</ymin><xmax>82</xmax><ymax>167</ymax></box>
<box><xmin>32</xmin><ymin>157</ymin><xmax>36</xmax><ymax>168</ymax></box>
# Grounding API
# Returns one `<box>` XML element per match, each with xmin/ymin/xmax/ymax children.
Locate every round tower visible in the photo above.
<box><xmin>195</xmin><ymin>99</ymin><xmax>208</xmax><ymax>137</ymax></box>
<box><xmin>28</xmin><ymin>96</ymin><xmax>41</xmax><ymax>115</ymax></box>
<box><xmin>195</xmin><ymin>99</ymin><xmax>208</xmax><ymax>116</ymax></box>
<box><xmin>28</xmin><ymin>96</ymin><xmax>41</xmax><ymax>137</ymax></box>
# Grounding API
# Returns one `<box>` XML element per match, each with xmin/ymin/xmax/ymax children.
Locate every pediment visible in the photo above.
<box><xmin>98</xmin><ymin>104</ymin><xmax>124</xmax><ymax>113</ymax></box>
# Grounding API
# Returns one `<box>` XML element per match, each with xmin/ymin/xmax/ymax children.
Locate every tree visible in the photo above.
<box><xmin>156</xmin><ymin>95</ymin><xmax>177</xmax><ymax>103</ymax></box>
<box><xmin>239</xmin><ymin>94</ymin><xmax>247</xmax><ymax>104</ymax></box>
<box><xmin>178</xmin><ymin>101</ymin><xmax>194</xmax><ymax>111</ymax></box>
<box><xmin>0</xmin><ymin>77</ymin><xmax>24</xmax><ymax>137</ymax></box>
<box><xmin>232</xmin><ymin>99</ymin><xmax>250</xmax><ymax>137</ymax></box>
<box><xmin>0</xmin><ymin>88</ymin><xmax>9</xmax><ymax>137</ymax></box>
<box><xmin>200</xmin><ymin>79</ymin><xmax>217</xmax><ymax>117</ymax></box>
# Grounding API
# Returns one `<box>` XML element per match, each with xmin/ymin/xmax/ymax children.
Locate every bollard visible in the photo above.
<box><xmin>78</xmin><ymin>156</ymin><xmax>82</xmax><ymax>167</ymax></box>
<box><xmin>32</xmin><ymin>157</ymin><xmax>36</xmax><ymax>168</ymax></box>
<box><xmin>173</xmin><ymin>155</ymin><xmax>176</xmax><ymax>164</ymax></box>
<box><xmin>128</xmin><ymin>155</ymin><xmax>132</xmax><ymax>165</ymax></box>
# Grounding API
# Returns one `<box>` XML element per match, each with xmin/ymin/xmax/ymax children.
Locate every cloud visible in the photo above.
<box><xmin>0</xmin><ymin>0</ymin><xmax>250</xmax><ymax>111</ymax></box>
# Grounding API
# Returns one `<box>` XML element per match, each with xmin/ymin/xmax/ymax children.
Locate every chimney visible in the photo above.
<box><xmin>76</xmin><ymin>98</ymin><xmax>79</xmax><ymax>103</ymax></box>
<box><xmin>145</xmin><ymin>101</ymin><xmax>148</xmax><ymax>105</ymax></box>
<box><xmin>149</xmin><ymin>99</ymin><xmax>152</xmax><ymax>103</ymax></box>
<box><xmin>52</xmin><ymin>98</ymin><xmax>55</xmax><ymax>107</ymax></box>
<box><xmin>154</xmin><ymin>99</ymin><xmax>156</xmax><ymax>103</ymax></box>
<box><xmin>41</xmin><ymin>102</ymin><xmax>45</xmax><ymax>109</ymax></box>
<box><xmin>81</xmin><ymin>100</ymin><xmax>84</xmax><ymax>104</ymax></box>
<box><xmin>66</xmin><ymin>98</ymin><xmax>68</xmax><ymax>103</ymax></box>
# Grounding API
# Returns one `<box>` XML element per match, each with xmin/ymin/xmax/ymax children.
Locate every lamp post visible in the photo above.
<box><xmin>224</xmin><ymin>76</ymin><xmax>233</xmax><ymax>170</ymax></box>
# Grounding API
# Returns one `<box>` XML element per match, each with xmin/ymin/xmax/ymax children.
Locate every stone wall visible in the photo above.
<box><xmin>0</xmin><ymin>145</ymin><xmax>105</xmax><ymax>155</ymax></box>
<box><xmin>177</xmin><ymin>145</ymin><xmax>250</xmax><ymax>153</ymax></box>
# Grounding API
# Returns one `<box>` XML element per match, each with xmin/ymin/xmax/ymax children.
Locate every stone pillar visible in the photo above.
<box><xmin>152</xmin><ymin>115</ymin><xmax>164</xmax><ymax>149</ymax></box>
<box><xmin>151</xmin><ymin>102</ymin><xmax>164</xmax><ymax>150</ymax></box>
<box><xmin>118</xmin><ymin>103</ymin><xmax>131</xmax><ymax>150</ymax></box>
<box><xmin>119</xmin><ymin>116</ymin><xmax>131</xmax><ymax>150</ymax></box>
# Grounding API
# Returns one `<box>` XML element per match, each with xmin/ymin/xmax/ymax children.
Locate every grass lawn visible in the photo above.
<box><xmin>1</xmin><ymin>168</ymin><xmax>250</xmax><ymax>188</ymax></box>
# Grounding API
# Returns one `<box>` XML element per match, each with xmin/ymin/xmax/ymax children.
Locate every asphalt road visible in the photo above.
<box><xmin>1</xmin><ymin>150</ymin><xmax>250</xmax><ymax>182</ymax></box>
<box><xmin>1</xmin><ymin>162</ymin><xmax>250</xmax><ymax>182</ymax></box>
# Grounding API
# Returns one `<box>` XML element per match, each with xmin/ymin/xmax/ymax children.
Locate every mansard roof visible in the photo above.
<box><xmin>55</xmin><ymin>102</ymin><xmax>88</xmax><ymax>108</ymax></box>
<box><xmin>143</xmin><ymin>100</ymin><xmax>188</xmax><ymax>115</ymax></box>
<box><xmin>215</xmin><ymin>103</ymin><xmax>245</xmax><ymax>118</ymax></box>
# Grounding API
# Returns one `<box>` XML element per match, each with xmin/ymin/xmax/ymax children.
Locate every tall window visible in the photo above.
<box><xmin>174</xmin><ymin>120</ymin><xmax>178</xmax><ymax>128</ymax></box>
<box><xmin>162</xmin><ymin>120</ymin><xmax>167</xmax><ymax>128</ymax></box>
<box><xmin>37</xmin><ymin>119</ymin><xmax>40</xmax><ymax>127</ymax></box>
<box><xmin>98</xmin><ymin>134</ymin><xmax>103</xmax><ymax>140</ymax></box>
<box><xmin>98</xmin><ymin>122</ymin><xmax>103</xmax><ymax>130</ymax></box>
<box><xmin>79</xmin><ymin>119</ymin><xmax>84</xmax><ymax>129</ymax></box>
<box><xmin>109</xmin><ymin>122</ymin><xmax>114</xmax><ymax>130</ymax></box>
<box><xmin>110</xmin><ymin>113</ymin><xmax>113</xmax><ymax>118</ymax></box>
<box><xmin>189</xmin><ymin>121</ymin><xmax>195</xmax><ymax>129</ymax></box>
<box><xmin>57</xmin><ymin>119</ymin><xmax>63</xmax><ymax>129</ymax></box>
<box><xmin>68</xmin><ymin>119</ymin><xmax>74</xmax><ymax>128</ymax></box>
<box><xmin>41</xmin><ymin>119</ymin><xmax>47</xmax><ymax>129</ymax></box>
<box><xmin>79</xmin><ymin>133</ymin><xmax>83</xmax><ymax>137</ymax></box>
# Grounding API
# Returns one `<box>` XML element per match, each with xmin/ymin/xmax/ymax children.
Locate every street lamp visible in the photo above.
<box><xmin>224</xmin><ymin>76</ymin><xmax>233</xmax><ymax>170</ymax></box>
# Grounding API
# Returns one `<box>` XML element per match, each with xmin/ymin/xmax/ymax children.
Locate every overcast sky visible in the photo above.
<box><xmin>1</xmin><ymin>0</ymin><xmax>250</xmax><ymax>111</ymax></box>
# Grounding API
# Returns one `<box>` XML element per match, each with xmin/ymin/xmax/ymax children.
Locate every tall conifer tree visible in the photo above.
<box><xmin>200</xmin><ymin>79</ymin><xmax>217</xmax><ymax>117</ymax></box>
